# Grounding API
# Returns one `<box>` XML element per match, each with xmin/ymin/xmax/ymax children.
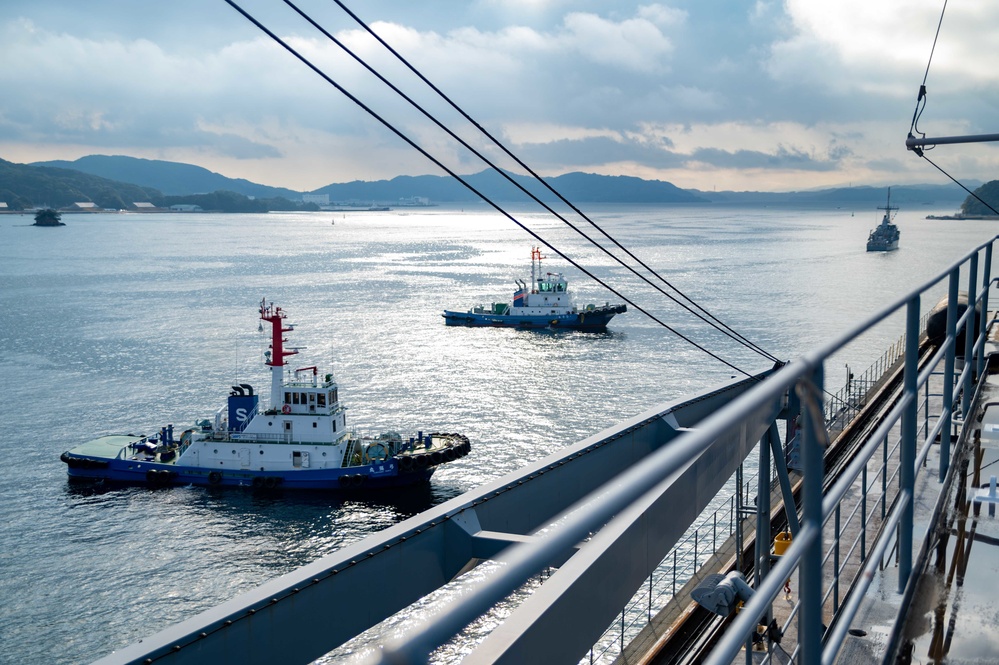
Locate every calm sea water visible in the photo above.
<box><xmin>0</xmin><ymin>203</ymin><xmax>995</xmax><ymax>664</ymax></box>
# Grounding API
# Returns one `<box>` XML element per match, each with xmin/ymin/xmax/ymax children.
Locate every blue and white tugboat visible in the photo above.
<box><xmin>443</xmin><ymin>247</ymin><xmax>626</xmax><ymax>330</ymax></box>
<box><xmin>60</xmin><ymin>299</ymin><xmax>470</xmax><ymax>491</ymax></box>
<box><xmin>867</xmin><ymin>188</ymin><xmax>900</xmax><ymax>252</ymax></box>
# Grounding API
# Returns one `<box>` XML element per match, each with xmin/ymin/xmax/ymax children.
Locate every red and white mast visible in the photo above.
<box><xmin>260</xmin><ymin>298</ymin><xmax>298</xmax><ymax>409</ymax></box>
<box><xmin>531</xmin><ymin>247</ymin><xmax>544</xmax><ymax>293</ymax></box>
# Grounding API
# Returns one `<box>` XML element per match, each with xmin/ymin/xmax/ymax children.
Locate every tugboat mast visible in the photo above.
<box><xmin>531</xmin><ymin>246</ymin><xmax>544</xmax><ymax>293</ymax></box>
<box><xmin>260</xmin><ymin>298</ymin><xmax>298</xmax><ymax>409</ymax></box>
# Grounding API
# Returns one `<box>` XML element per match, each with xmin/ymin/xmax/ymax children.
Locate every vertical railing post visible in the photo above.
<box><xmin>882</xmin><ymin>434</ymin><xmax>888</xmax><ymax>521</ymax></box>
<box><xmin>861</xmin><ymin>464</ymin><xmax>868</xmax><ymax>562</ymax></box>
<box><xmin>736</xmin><ymin>464</ymin><xmax>744</xmax><ymax>573</ymax></box>
<box><xmin>900</xmin><ymin>295</ymin><xmax>920</xmax><ymax>592</ymax></box>
<box><xmin>963</xmin><ymin>252</ymin><xmax>979</xmax><ymax>419</ymax></box>
<box><xmin>756</xmin><ymin>428</ymin><xmax>773</xmax><ymax>627</ymax></box>
<box><xmin>978</xmin><ymin>243</ymin><xmax>992</xmax><ymax>379</ymax></box>
<box><xmin>923</xmin><ymin>379</ymin><xmax>929</xmax><ymax>445</ymax></box>
<box><xmin>834</xmin><ymin>504</ymin><xmax>841</xmax><ymax>613</ymax></box>
<box><xmin>799</xmin><ymin>365</ymin><xmax>825</xmax><ymax>665</ymax></box>
<box><xmin>941</xmin><ymin>267</ymin><xmax>959</xmax><ymax>481</ymax></box>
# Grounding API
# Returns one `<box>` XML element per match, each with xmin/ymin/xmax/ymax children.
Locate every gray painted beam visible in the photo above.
<box><xmin>463</xmin><ymin>395</ymin><xmax>781</xmax><ymax>664</ymax></box>
<box><xmin>93</xmin><ymin>370</ymin><xmax>777</xmax><ymax>665</ymax></box>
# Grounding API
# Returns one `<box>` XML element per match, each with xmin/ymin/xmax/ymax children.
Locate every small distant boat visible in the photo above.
<box><xmin>61</xmin><ymin>299</ymin><xmax>469</xmax><ymax>491</ymax></box>
<box><xmin>867</xmin><ymin>189</ymin><xmax>900</xmax><ymax>252</ymax></box>
<box><xmin>443</xmin><ymin>248</ymin><xmax>626</xmax><ymax>331</ymax></box>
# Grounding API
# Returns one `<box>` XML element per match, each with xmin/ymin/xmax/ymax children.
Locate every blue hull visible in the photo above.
<box><xmin>443</xmin><ymin>305</ymin><xmax>625</xmax><ymax>331</ymax></box>
<box><xmin>62</xmin><ymin>454</ymin><xmax>436</xmax><ymax>491</ymax></box>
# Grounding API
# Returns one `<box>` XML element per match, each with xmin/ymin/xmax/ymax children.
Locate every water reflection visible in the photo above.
<box><xmin>908</xmin><ymin>430</ymin><xmax>999</xmax><ymax>664</ymax></box>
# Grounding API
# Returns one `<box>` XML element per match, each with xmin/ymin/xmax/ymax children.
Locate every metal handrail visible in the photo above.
<box><xmin>710</xmin><ymin>240</ymin><xmax>995</xmax><ymax>665</ymax></box>
<box><xmin>379</xmin><ymin>237</ymin><xmax>997</xmax><ymax>665</ymax></box>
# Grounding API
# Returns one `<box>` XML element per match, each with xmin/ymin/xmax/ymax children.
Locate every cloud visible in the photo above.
<box><xmin>689</xmin><ymin>146</ymin><xmax>841</xmax><ymax>171</ymax></box>
<box><xmin>2</xmin><ymin>1</ymin><xmax>999</xmax><ymax>191</ymax></box>
<box><xmin>559</xmin><ymin>11</ymin><xmax>674</xmax><ymax>72</ymax></box>
<box><xmin>513</xmin><ymin>129</ymin><xmax>848</xmax><ymax>174</ymax></box>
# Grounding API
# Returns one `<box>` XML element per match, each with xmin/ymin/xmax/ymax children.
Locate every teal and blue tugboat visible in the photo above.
<box><xmin>443</xmin><ymin>248</ymin><xmax>626</xmax><ymax>330</ymax></box>
<box><xmin>61</xmin><ymin>299</ymin><xmax>469</xmax><ymax>491</ymax></box>
<box><xmin>867</xmin><ymin>188</ymin><xmax>900</xmax><ymax>252</ymax></box>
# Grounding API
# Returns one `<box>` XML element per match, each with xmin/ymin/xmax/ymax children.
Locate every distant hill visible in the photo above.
<box><xmin>32</xmin><ymin>155</ymin><xmax>302</xmax><ymax>199</ymax></box>
<box><xmin>960</xmin><ymin>180</ymin><xmax>999</xmax><ymax>215</ymax></box>
<box><xmin>16</xmin><ymin>153</ymin><xmax>977</xmax><ymax>208</ymax></box>
<box><xmin>32</xmin><ymin>155</ymin><xmax>706</xmax><ymax>203</ymax></box>
<box><xmin>314</xmin><ymin>169</ymin><xmax>706</xmax><ymax>204</ymax></box>
<box><xmin>691</xmin><ymin>183</ymin><xmax>973</xmax><ymax>206</ymax></box>
<box><xmin>0</xmin><ymin>158</ymin><xmax>319</xmax><ymax>212</ymax></box>
<box><xmin>0</xmin><ymin>157</ymin><xmax>161</xmax><ymax>209</ymax></box>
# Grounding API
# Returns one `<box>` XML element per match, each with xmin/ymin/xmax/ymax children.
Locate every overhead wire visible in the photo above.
<box><xmin>917</xmin><ymin>153</ymin><xmax>999</xmax><ymax>217</ymax></box>
<box><xmin>908</xmin><ymin>0</ymin><xmax>999</xmax><ymax>216</ymax></box>
<box><xmin>277</xmin><ymin>0</ymin><xmax>779</xmax><ymax>364</ymax></box>
<box><xmin>321</xmin><ymin>0</ymin><xmax>778</xmax><ymax>363</ymax></box>
<box><xmin>221</xmin><ymin>0</ymin><xmax>759</xmax><ymax>377</ymax></box>
<box><xmin>908</xmin><ymin>0</ymin><xmax>948</xmax><ymax>147</ymax></box>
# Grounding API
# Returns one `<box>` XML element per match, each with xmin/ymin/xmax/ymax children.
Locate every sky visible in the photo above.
<box><xmin>2</xmin><ymin>0</ymin><xmax>998</xmax><ymax>192</ymax></box>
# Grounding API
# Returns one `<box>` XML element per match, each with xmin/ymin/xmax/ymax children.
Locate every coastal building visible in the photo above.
<box><xmin>169</xmin><ymin>204</ymin><xmax>203</xmax><ymax>212</ymax></box>
<box><xmin>303</xmin><ymin>193</ymin><xmax>329</xmax><ymax>205</ymax></box>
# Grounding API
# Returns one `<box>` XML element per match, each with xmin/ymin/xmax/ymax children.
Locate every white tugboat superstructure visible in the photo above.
<box><xmin>443</xmin><ymin>247</ymin><xmax>626</xmax><ymax>329</ymax></box>
<box><xmin>61</xmin><ymin>299</ymin><xmax>469</xmax><ymax>490</ymax></box>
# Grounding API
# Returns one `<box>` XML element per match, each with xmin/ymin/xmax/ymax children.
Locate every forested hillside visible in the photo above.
<box><xmin>961</xmin><ymin>180</ymin><xmax>999</xmax><ymax>216</ymax></box>
<box><xmin>0</xmin><ymin>157</ymin><xmax>161</xmax><ymax>209</ymax></box>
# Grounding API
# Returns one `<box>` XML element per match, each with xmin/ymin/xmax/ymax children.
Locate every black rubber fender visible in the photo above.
<box><xmin>146</xmin><ymin>469</ymin><xmax>170</xmax><ymax>485</ymax></box>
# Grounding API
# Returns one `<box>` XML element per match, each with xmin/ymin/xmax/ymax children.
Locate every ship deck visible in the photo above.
<box><xmin>69</xmin><ymin>435</ymin><xmax>136</xmax><ymax>458</ymax></box>
<box><xmin>843</xmin><ymin>364</ymin><xmax>999</xmax><ymax>664</ymax></box>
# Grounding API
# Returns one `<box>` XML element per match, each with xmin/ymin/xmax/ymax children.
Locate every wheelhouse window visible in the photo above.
<box><xmin>317</xmin><ymin>393</ymin><xmax>326</xmax><ymax>407</ymax></box>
